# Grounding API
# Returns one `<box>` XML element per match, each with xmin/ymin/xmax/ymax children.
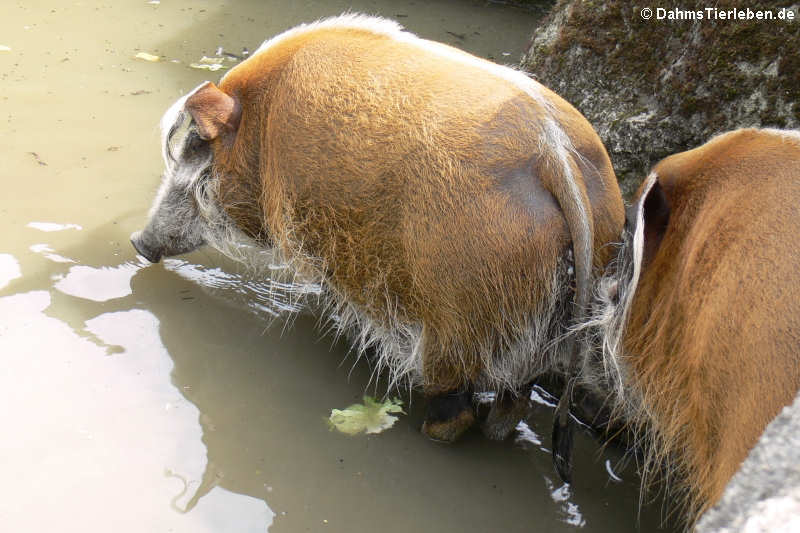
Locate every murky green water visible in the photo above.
<box><xmin>1</xmin><ymin>1</ymin><xmax>674</xmax><ymax>531</ymax></box>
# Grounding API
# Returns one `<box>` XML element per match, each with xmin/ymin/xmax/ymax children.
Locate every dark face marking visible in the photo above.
<box><xmin>131</xmin><ymin>110</ymin><xmax>213</xmax><ymax>262</ymax></box>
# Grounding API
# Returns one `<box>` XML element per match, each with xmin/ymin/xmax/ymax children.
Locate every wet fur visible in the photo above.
<box><xmin>583</xmin><ymin>128</ymin><xmax>800</xmax><ymax>526</ymax></box>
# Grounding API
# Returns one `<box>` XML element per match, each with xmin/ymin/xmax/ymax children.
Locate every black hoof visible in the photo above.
<box><xmin>422</xmin><ymin>390</ymin><xmax>475</xmax><ymax>442</ymax></box>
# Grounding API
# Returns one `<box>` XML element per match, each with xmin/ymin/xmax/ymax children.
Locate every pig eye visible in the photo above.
<box><xmin>185</xmin><ymin>129</ymin><xmax>207</xmax><ymax>153</ymax></box>
<box><xmin>180</xmin><ymin>129</ymin><xmax>211</xmax><ymax>165</ymax></box>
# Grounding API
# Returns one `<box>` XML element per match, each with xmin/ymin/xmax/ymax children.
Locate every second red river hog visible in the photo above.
<box><xmin>586</xmin><ymin>128</ymin><xmax>800</xmax><ymax>525</ymax></box>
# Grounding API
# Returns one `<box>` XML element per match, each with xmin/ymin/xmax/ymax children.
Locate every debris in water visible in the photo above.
<box><xmin>189</xmin><ymin>56</ymin><xmax>228</xmax><ymax>71</ymax></box>
<box><xmin>147</xmin><ymin>0</ymin><xmax>161</xmax><ymax>4</ymax></box>
<box><xmin>214</xmin><ymin>46</ymin><xmax>242</xmax><ymax>60</ymax></box>
<box><xmin>605</xmin><ymin>459</ymin><xmax>623</xmax><ymax>482</ymax></box>
<box><xmin>0</xmin><ymin>45</ymin><xmax>11</xmax><ymax>52</ymax></box>
<box><xmin>28</xmin><ymin>152</ymin><xmax>47</xmax><ymax>166</ymax></box>
<box><xmin>188</xmin><ymin>63</ymin><xmax>225</xmax><ymax>71</ymax></box>
<box><xmin>135</xmin><ymin>52</ymin><xmax>160</xmax><ymax>62</ymax></box>
<box><xmin>328</xmin><ymin>396</ymin><xmax>404</xmax><ymax>435</ymax></box>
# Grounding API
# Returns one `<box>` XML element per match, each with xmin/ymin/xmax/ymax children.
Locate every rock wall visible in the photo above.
<box><xmin>696</xmin><ymin>390</ymin><xmax>800</xmax><ymax>532</ymax></box>
<box><xmin>522</xmin><ymin>0</ymin><xmax>800</xmax><ymax>194</ymax></box>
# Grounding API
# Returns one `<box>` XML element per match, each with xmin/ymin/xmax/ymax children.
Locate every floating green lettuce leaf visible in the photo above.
<box><xmin>328</xmin><ymin>396</ymin><xmax>404</xmax><ymax>435</ymax></box>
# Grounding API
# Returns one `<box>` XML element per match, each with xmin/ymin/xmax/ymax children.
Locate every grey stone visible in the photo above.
<box><xmin>696</xmin><ymin>391</ymin><xmax>800</xmax><ymax>532</ymax></box>
<box><xmin>520</xmin><ymin>1</ymin><xmax>800</xmax><ymax>195</ymax></box>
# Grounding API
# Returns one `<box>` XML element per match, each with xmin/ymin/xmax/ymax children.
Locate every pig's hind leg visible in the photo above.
<box><xmin>481</xmin><ymin>386</ymin><xmax>532</xmax><ymax>441</ymax></box>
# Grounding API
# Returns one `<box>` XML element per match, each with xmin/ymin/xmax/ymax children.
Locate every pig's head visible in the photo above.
<box><xmin>131</xmin><ymin>82</ymin><xmax>241</xmax><ymax>263</ymax></box>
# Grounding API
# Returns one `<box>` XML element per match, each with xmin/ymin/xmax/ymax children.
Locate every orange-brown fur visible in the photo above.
<box><xmin>191</xmin><ymin>17</ymin><xmax>624</xmax><ymax>397</ymax></box>
<box><xmin>621</xmin><ymin>129</ymin><xmax>800</xmax><ymax>523</ymax></box>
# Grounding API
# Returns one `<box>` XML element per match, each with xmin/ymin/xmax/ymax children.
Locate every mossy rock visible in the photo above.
<box><xmin>521</xmin><ymin>0</ymin><xmax>799</xmax><ymax>195</ymax></box>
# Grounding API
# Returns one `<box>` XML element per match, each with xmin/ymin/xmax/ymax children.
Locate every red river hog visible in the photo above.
<box><xmin>587</xmin><ymin>128</ymin><xmax>800</xmax><ymax>524</ymax></box>
<box><xmin>130</xmin><ymin>15</ymin><xmax>624</xmax><ymax>472</ymax></box>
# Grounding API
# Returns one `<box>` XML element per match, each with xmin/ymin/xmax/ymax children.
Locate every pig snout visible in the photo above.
<box><xmin>130</xmin><ymin>231</ymin><xmax>163</xmax><ymax>263</ymax></box>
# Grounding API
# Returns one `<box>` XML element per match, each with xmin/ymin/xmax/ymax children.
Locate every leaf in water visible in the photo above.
<box><xmin>135</xmin><ymin>52</ymin><xmax>160</xmax><ymax>62</ymax></box>
<box><xmin>198</xmin><ymin>56</ymin><xmax>225</xmax><ymax>64</ymax></box>
<box><xmin>189</xmin><ymin>62</ymin><xmax>227</xmax><ymax>72</ymax></box>
<box><xmin>328</xmin><ymin>396</ymin><xmax>404</xmax><ymax>435</ymax></box>
<box><xmin>188</xmin><ymin>57</ymin><xmax>227</xmax><ymax>71</ymax></box>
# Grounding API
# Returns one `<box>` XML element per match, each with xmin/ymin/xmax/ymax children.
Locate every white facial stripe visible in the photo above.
<box><xmin>159</xmin><ymin>82</ymin><xmax>211</xmax><ymax>167</ymax></box>
<box><xmin>158</xmin><ymin>82</ymin><xmax>215</xmax><ymax>191</ymax></box>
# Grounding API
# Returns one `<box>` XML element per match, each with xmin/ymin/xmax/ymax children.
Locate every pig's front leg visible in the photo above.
<box><xmin>421</xmin><ymin>388</ymin><xmax>476</xmax><ymax>443</ymax></box>
<box><xmin>418</xmin><ymin>328</ymin><xmax>478</xmax><ymax>442</ymax></box>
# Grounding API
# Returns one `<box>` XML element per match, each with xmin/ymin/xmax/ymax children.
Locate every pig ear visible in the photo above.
<box><xmin>185</xmin><ymin>82</ymin><xmax>241</xmax><ymax>140</ymax></box>
<box><xmin>632</xmin><ymin>174</ymin><xmax>671</xmax><ymax>269</ymax></box>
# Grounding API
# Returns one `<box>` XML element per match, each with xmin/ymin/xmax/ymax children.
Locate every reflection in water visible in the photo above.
<box><xmin>0</xmin><ymin>239</ymin><xmax>656</xmax><ymax>531</ymax></box>
<box><xmin>26</xmin><ymin>221</ymin><xmax>83</xmax><ymax>232</ymax></box>
<box><xmin>0</xmin><ymin>253</ymin><xmax>22</xmax><ymax>289</ymax></box>
<box><xmin>55</xmin><ymin>261</ymin><xmax>144</xmax><ymax>302</ymax></box>
<box><xmin>514</xmin><ymin>420</ymin><xmax>545</xmax><ymax>450</ymax></box>
<box><xmin>545</xmin><ymin>477</ymin><xmax>587</xmax><ymax>528</ymax></box>
<box><xmin>531</xmin><ymin>384</ymin><xmax>558</xmax><ymax>408</ymax></box>
<box><xmin>165</xmin><ymin>258</ymin><xmax>321</xmax><ymax>318</ymax></box>
<box><xmin>179</xmin><ymin>486</ymin><xmax>274</xmax><ymax>532</ymax></box>
<box><xmin>30</xmin><ymin>243</ymin><xmax>77</xmax><ymax>263</ymax></box>
<box><xmin>0</xmin><ymin>291</ymin><xmax>273</xmax><ymax>532</ymax></box>
<box><xmin>1</xmin><ymin>251</ymin><xmax>662</xmax><ymax>530</ymax></box>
